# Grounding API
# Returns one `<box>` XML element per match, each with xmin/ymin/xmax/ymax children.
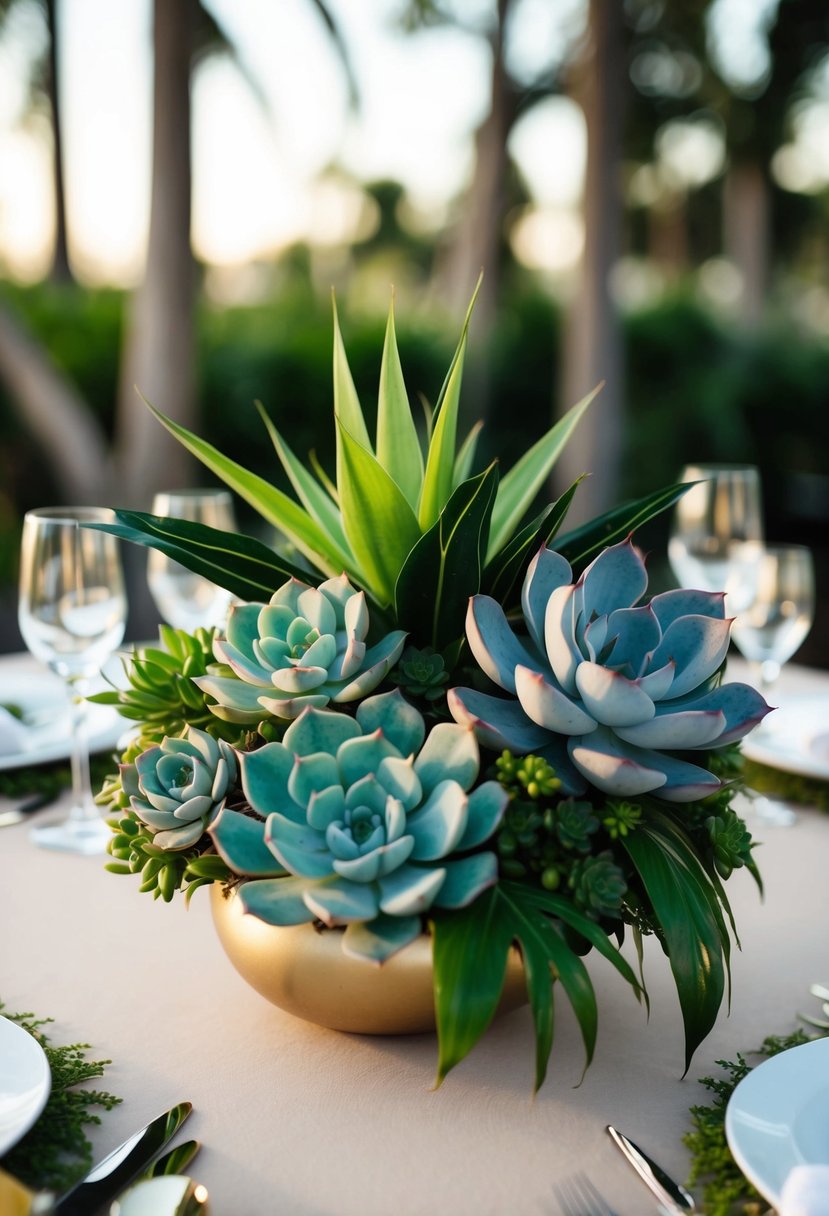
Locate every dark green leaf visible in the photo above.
<box><xmin>481</xmin><ymin>478</ymin><xmax>583</xmax><ymax>605</ymax></box>
<box><xmin>87</xmin><ymin>512</ymin><xmax>310</xmax><ymax>602</ymax></box>
<box><xmin>555</xmin><ymin>482</ymin><xmax>694</xmax><ymax>572</ymax></box>
<box><xmin>621</xmin><ymin>811</ymin><xmax>730</xmax><ymax>1073</ymax></box>
<box><xmin>394</xmin><ymin>463</ymin><xmax>499</xmax><ymax>650</ymax></box>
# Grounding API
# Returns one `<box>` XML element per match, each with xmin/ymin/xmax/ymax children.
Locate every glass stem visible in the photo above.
<box><xmin>67</xmin><ymin>676</ymin><xmax>94</xmax><ymax>822</ymax></box>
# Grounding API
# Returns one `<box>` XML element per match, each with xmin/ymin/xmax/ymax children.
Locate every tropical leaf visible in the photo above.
<box><xmin>621</xmin><ymin>810</ymin><xmax>730</xmax><ymax>1073</ymax></box>
<box><xmin>376</xmin><ymin>298</ymin><xmax>423</xmax><ymax>507</ymax></box>
<box><xmin>394</xmin><ymin>463</ymin><xmax>499</xmax><ymax>651</ymax></box>
<box><xmin>142</xmin><ymin>399</ymin><xmax>352</xmax><ymax>576</ymax></box>
<box><xmin>481</xmin><ymin>478</ymin><xmax>583</xmax><ymax>605</ymax></box>
<box><xmin>431</xmin><ymin>880</ymin><xmax>640</xmax><ymax>1091</ymax></box>
<box><xmin>336</xmin><ymin>419</ymin><xmax>422</xmax><ymax>606</ymax></box>
<box><xmin>555</xmin><ymin>482</ymin><xmax>694</xmax><ymax>572</ymax></box>
<box><xmin>86</xmin><ymin>512</ymin><xmax>310</xmax><ymax>602</ymax></box>
<box><xmin>255</xmin><ymin>401</ymin><xmax>350</xmax><ymax>553</ymax></box>
<box><xmin>418</xmin><ymin>280</ymin><xmax>480</xmax><ymax>530</ymax></box>
<box><xmin>486</xmin><ymin>387</ymin><xmax>601</xmax><ymax>562</ymax></box>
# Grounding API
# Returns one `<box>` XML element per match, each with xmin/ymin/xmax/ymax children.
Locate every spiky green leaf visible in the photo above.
<box><xmin>376</xmin><ymin>297</ymin><xmax>423</xmax><ymax>506</ymax></box>
<box><xmin>418</xmin><ymin>280</ymin><xmax>480</xmax><ymax>530</ymax></box>
<box><xmin>255</xmin><ymin>401</ymin><xmax>350</xmax><ymax>552</ymax></box>
<box><xmin>481</xmin><ymin>478</ymin><xmax>583</xmax><ymax>605</ymax></box>
<box><xmin>555</xmin><ymin>481</ymin><xmax>694</xmax><ymax>572</ymax></box>
<box><xmin>142</xmin><ymin>399</ymin><xmax>351</xmax><ymax>576</ymax></box>
<box><xmin>86</xmin><ymin>512</ymin><xmax>309</xmax><ymax>602</ymax></box>
<box><xmin>486</xmin><ymin>387</ymin><xmax>600</xmax><ymax>561</ymax></box>
<box><xmin>453</xmin><ymin>420</ymin><xmax>484</xmax><ymax>488</ymax></box>
<box><xmin>336</xmin><ymin>419</ymin><xmax>421</xmax><ymax>605</ymax></box>
<box><xmin>395</xmin><ymin>463</ymin><xmax>499</xmax><ymax>651</ymax></box>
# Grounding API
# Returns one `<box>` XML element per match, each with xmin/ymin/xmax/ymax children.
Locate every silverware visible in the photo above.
<box><xmin>606</xmin><ymin>1125</ymin><xmax>695</xmax><ymax>1213</ymax></box>
<box><xmin>0</xmin><ymin>792</ymin><xmax>57</xmax><ymax>829</ymax></box>
<box><xmin>52</xmin><ymin>1101</ymin><xmax>193</xmax><ymax>1215</ymax></box>
<box><xmin>554</xmin><ymin>1172</ymin><xmax>620</xmax><ymax>1216</ymax></box>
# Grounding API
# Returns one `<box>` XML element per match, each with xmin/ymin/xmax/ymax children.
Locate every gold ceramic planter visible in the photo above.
<box><xmin>211</xmin><ymin>885</ymin><xmax>527</xmax><ymax>1035</ymax></box>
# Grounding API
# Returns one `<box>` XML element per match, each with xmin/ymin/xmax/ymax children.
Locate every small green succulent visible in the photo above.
<box><xmin>601</xmin><ymin>800</ymin><xmax>642</xmax><ymax>840</ymax></box>
<box><xmin>568</xmin><ymin>852</ymin><xmax>627</xmax><ymax>920</ymax></box>
<box><xmin>88</xmin><ymin>625</ymin><xmax>241</xmax><ymax>745</ymax></box>
<box><xmin>209</xmin><ymin>689</ymin><xmax>508</xmax><ymax>962</ymax></box>
<box><xmin>121</xmin><ymin>726</ymin><xmax>238</xmax><ymax>850</ymax></box>
<box><xmin>705</xmin><ymin>808</ymin><xmax>755</xmax><ymax>879</ymax></box>
<box><xmin>393</xmin><ymin>646</ymin><xmax>450</xmax><ymax>701</ymax></box>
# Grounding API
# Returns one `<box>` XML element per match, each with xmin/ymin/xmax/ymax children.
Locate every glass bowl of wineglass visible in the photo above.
<box><xmin>669</xmin><ymin>464</ymin><xmax>764</xmax><ymax>611</ymax></box>
<box><xmin>18</xmin><ymin>507</ymin><xmax>127</xmax><ymax>854</ymax></box>
<box><xmin>730</xmin><ymin>544</ymin><xmax>815</xmax><ymax>690</ymax></box>
<box><xmin>147</xmin><ymin>489</ymin><xmax>237</xmax><ymax>632</ymax></box>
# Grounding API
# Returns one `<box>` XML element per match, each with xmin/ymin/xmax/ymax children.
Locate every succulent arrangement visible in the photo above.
<box><xmin>92</xmin><ymin>291</ymin><xmax>770</xmax><ymax>1090</ymax></box>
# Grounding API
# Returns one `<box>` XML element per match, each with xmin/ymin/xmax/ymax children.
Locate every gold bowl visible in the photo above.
<box><xmin>211</xmin><ymin>885</ymin><xmax>527</xmax><ymax>1035</ymax></box>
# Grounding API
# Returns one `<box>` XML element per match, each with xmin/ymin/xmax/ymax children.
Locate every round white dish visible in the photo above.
<box><xmin>725</xmin><ymin>1036</ymin><xmax>829</xmax><ymax>1205</ymax></box>
<box><xmin>741</xmin><ymin>696</ymin><xmax>829</xmax><ymax>781</ymax></box>
<box><xmin>0</xmin><ymin>671</ymin><xmax>125</xmax><ymax>772</ymax></box>
<box><xmin>0</xmin><ymin>1014</ymin><xmax>51</xmax><ymax>1156</ymax></box>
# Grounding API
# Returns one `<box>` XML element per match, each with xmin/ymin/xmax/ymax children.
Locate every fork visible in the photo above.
<box><xmin>554</xmin><ymin>1172</ymin><xmax>620</xmax><ymax>1216</ymax></box>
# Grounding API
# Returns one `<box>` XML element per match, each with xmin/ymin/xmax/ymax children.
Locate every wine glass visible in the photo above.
<box><xmin>669</xmin><ymin>464</ymin><xmax>765</xmax><ymax>611</ymax></box>
<box><xmin>18</xmin><ymin>507</ymin><xmax>127</xmax><ymax>854</ymax></box>
<box><xmin>730</xmin><ymin>545</ymin><xmax>815</xmax><ymax>690</ymax></box>
<box><xmin>147</xmin><ymin>489</ymin><xmax>236</xmax><ymax>632</ymax></box>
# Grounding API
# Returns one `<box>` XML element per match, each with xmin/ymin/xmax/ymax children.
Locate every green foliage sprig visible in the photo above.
<box><xmin>0</xmin><ymin>1005</ymin><xmax>121</xmax><ymax>1194</ymax></box>
<box><xmin>685</xmin><ymin>1028</ymin><xmax>819</xmax><ymax>1215</ymax></box>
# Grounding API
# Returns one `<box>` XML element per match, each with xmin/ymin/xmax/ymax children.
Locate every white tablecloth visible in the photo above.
<box><xmin>1</xmin><ymin>656</ymin><xmax>828</xmax><ymax>1215</ymax></box>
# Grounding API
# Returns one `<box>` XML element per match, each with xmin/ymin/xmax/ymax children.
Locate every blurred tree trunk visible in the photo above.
<box><xmin>556</xmin><ymin>0</ymin><xmax>625</xmax><ymax>524</ymax></box>
<box><xmin>723</xmin><ymin>160</ymin><xmax>769</xmax><ymax>330</ymax></box>
<box><xmin>436</xmin><ymin>0</ymin><xmax>515</xmax><ymax>338</ymax></box>
<box><xmin>115</xmin><ymin>0</ymin><xmax>196</xmax><ymax>507</ymax></box>
<box><xmin>0</xmin><ymin>304</ymin><xmax>110</xmax><ymax>500</ymax></box>
<box><xmin>44</xmin><ymin>0</ymin><xmax>71</xmax><ymax>282</ymax></box>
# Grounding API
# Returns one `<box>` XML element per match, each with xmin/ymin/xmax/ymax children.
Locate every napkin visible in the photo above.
<box><xmin>780</xmin><ymin>1165</ymin><xmax>829</xmax><ymax>1216</ymax></box>
<box><xmin>0</xmin><ymin>706</ymin><xmax>29</xmax><ymax>757</ymax></box>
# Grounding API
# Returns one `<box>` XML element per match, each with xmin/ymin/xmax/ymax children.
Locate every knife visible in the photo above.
<box><xmin>606</xmin><ymin>1125</ymin><xmax>696</xmax><ymax>1213</ymax></box>
<box><xmin>0</xmin><ymin>1102</ymin><xmax>192</xmax><ymax>1216</ymax></box>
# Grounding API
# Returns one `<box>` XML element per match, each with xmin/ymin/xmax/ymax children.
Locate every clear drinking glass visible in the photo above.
<box><xmin>18</xmin><ymin>507</ymin><xmax>127</xmax><ymax>854</ymax></box>
<box><xmin>730</xmin><ymin>545</ymin><xmax>815</xmax><ymax>689</ymax></box>
<box><xmin>668</xmin><ymin>465</ymin><xmax>764</xmax><ymax>610</ymax></box>
<box><xmin>147</xmin><ymin>489</ymin><xmax>236</xmax><ymax>632</ymax></box>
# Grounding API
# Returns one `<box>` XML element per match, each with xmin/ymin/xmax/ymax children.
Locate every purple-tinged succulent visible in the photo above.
<box><xmin>449</xmin><ymin>539</ymin><xmax>771</xmax><ymax>801</ymax></box>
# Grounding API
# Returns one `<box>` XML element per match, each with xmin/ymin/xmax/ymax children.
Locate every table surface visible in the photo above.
<box><xmin>1</xmin><ymin>654</ymin><xmax>827</xmax><ymax>1216</ymax></box>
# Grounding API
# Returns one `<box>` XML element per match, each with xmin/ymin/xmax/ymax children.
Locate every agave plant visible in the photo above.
<box><xmin>209</xmin><ymin>689</ymin><xmax>508</xmax><ymax>962</ymax></box>
<box><xmin>194</xmin><ymin>573</ymin><xmax>406</xmax><ymax>723</ymax></box>
<box><xmin>449</xmin><ymin>539</ymin><xmax>771</xmax><ymax>800</ymax></box>
<box><xmin>87</xmin><ymin>291</ymin><xmax>694</xmax><ymax>655</ymax></box>
<box><xmin>121</xmin><ymin>726</ymin><xmax>238</xmax><ymax>850</ymax></box>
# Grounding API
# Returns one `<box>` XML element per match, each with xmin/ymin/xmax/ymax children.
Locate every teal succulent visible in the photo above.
<box><xmin>195</xmin><ymin>574</ymin><xmax>407</xmax><ymax>723</ymax></box>
<box><xmin>450</xmin><ymin>539</ymin><xmax>772</xmax><ymax>801</ymax></box>
<box><xmin>209</xmin><ymin>689</ymin><xmax>508</xmax><ymax>962</ymax></box>
<box><xmin>568</xmin><ymin>852</ymin><xmax>627</xmax><ymax>920</ymax></box>
<box><xmin>121</xmin><ymin>726</ymin><xmax>238</xmax><ymax>850</ymax></box>
<box><xmin>393</xmin><ymin>646</ymin><xmax>450</xmax><ymax>701</ymax></box>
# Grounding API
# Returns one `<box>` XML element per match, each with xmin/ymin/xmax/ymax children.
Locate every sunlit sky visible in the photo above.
<box><xmin>0</xmin><ymin>0</ymin><xmax>827</xmax><ymax>286</ymax></box>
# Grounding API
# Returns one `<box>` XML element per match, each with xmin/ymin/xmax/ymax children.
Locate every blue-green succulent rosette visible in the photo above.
<box><xmin>208</xmin><ymin>690</ymin><xmax>508</xmax><ymax>963</ymax></box>
<box><xmin>449</xmin><ymin>538</ymin><xmax>771</xmax><ymax>801</ymax></box>
<box><xmin>194</xmin><ymin>574</ymin><xmax>407</xmax><ymax>723</ymax></box>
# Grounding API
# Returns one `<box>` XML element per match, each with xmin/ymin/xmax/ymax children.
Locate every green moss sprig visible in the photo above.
<box><xmin>0</xmin><ymin>1005</ymin><xmax>121</xmax><ymax>1194</ymax></box>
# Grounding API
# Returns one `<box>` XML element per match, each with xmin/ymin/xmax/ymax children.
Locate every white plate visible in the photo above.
<box><xmin>725</xmin><ymin>1037</ymin><xmax>829</xmax><ymax>1205</ymax></box>
<box><xmin>0</xmin><ymin>671</ymin><xmax>125</xmax><ymax>772</ymax></box>
<box><xmin>741</xmin><ymin>696</ymin><xmax>829</xmax><ymax>781</ymax></box>
<box><xmin>0</xmin><ymin>1014</ymin><xmax>51</xmax><ymax>1156</ymax></box>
